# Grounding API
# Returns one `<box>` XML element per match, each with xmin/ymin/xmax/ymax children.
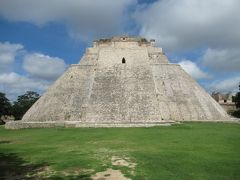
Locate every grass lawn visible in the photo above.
<box><xmin>0</xmin><ymin>122</ymin><xmax>239</xmax><ymax>179</ymax></box>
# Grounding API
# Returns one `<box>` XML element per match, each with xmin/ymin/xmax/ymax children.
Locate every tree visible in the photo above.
<box><xmin>230</xmin><ymin>82</ymin><xmax>240</xmax><ymax>118</ymax></box>
<box><xmin>232</xmin><ymin>82</ymin><xmax>240</xmax><ymax>109</ymax></box>
<box><xmin>233</xmin><ymin>92</ymin><xmax>240</xmax><ymax>108</ymax></box>
<box><xmin>0</xmin><ymin>92</ymin><xmax>12</xmax><ymax>117</ymax></box>
<box><xmin>12</xmin><ymin>91</ymin><xmax>40</xmax><ymax>120</ymax></box>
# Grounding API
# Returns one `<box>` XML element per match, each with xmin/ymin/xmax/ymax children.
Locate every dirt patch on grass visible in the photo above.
<box><xmin>91</xmin><ymin>155</ymin><xmax>136</xmax><ymax>179</ymax></box>
<box><xmin>31</xmin><ymin>166</ymin><xmax>56</xmax><ymax>178</ymax></box>
<box><xmin>62</xmin><ymin>167</ymin><xmax>94</xmax><ymax>176</ymax></box>
<box><xmin>92</xmin><ymin>168</ymin><xmax>130</xmax><ymax>180</ymax></box>
<box><xmin>111</xmin><ymin>156</ymin><xmax>136</xmax><ymax>169</ymax></box>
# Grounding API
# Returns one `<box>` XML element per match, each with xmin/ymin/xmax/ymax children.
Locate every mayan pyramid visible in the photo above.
<box><xmin>6</xmin><ymin>36</ymin><xmax>229</xmax><ymax>129</ymax></box>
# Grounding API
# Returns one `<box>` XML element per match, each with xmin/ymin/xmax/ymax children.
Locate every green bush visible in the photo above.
<box><xmin>229</xmin><ymin>109</ymin><xmax>240</xmax><ymax>118</ymax></box>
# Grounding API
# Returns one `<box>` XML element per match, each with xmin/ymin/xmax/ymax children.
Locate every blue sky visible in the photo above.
<box><xmin>0</xmin><ymin>0</ymin><xmax>239</xmax><ymax>101</ymax></box>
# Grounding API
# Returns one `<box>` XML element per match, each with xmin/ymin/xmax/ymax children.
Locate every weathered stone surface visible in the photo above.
<box><xmin>5</xmin><ymin>36</ymin><xmax>230</xmax><ymax>129</ymax></box>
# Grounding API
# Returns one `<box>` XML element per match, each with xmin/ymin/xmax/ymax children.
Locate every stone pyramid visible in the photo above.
<box><xmin>6</xmin><ymin>36</ymin><xmax>229</xmax><ymax>129</ymax></box>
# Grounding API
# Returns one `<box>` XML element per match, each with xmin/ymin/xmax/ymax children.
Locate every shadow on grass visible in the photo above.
<box><xmin>0</xmin><ymin>152</ymin><xmax>51</xmax><ymax>180</ymax></box>
<box><xmin>0</xmin><ymin>153</ymin><xmax>42</xmax><ymax>179</ymax></box>
<box><xmin>0</xmin><ymin>140</ymin><xmax>11</xmax><ymax>144</ymax></box>
<box><xmin>48</xmin><ymin>174</ymin><xmax>92</xmax><ymax>180</ymax></box>
<box><xmin>0</xmin><ymin>152</ymin><xmax>92</xmax><ymax>180</ymax></box>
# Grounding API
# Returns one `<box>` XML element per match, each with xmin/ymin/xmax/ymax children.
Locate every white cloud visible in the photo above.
<box><xmin>0</xmin><ymin>41</ymin><xmax>67</xmax><ymax>100</ymax></box>
<box><xmin>210</xmin><ymin>76</ymin><xmax>240</xmax><ymax>93</ymax></box>
<box><xmin>179</xmin><ymin>60</ymin><xmax>210</xmax><ymax>79</ymax></box>
<box><xmin>0</xmin><ymin>72</ymin><xmax>50</xmax><ymax>101</ymax></box>
<box><xmin>202</xmin><ymin>48</ymin><xmax>240</xmax><ymax>72</ymax></box>
<box><xmin>23</xmin><ymin>53</ymin><xmax>67</xmax><ymax>81</ymax></box>
<box><xmin>0</xmin><ymin>0</ymin><xmax>136</xmax><ymax>41</ymax></box>
<box><xmin>0</xmin><ymin>42</ymin><xmax>23</xmax><ymax>64</ymax></box>
<box><xmin>134</xmin><ymin>0</ymin><xmax>240</xmax><ymax>51</ymax></box>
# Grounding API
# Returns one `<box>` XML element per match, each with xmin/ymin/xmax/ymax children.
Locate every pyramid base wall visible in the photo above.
<box><xmin>5</xmin><ymin>119</ymin><xmax>238</xmax><ymax>129</ymax></box>
<box><xmin>5</xmin><ymin>121</ymin><xmax>176</xmax><ymax>129</ymax></box>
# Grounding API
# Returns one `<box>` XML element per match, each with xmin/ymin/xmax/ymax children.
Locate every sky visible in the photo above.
<box><xmin>0</xmin><ymin>0</ymin><xmax>239</xmax><ymax>101</ymax></box>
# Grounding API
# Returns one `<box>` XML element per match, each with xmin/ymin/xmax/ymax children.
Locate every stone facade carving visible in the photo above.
<box><xmin>212</xmin><ymin>92</ymin><xmax>236</xmax><ymax>112</ymax></box>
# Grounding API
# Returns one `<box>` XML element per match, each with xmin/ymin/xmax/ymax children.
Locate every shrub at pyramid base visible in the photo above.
<box><xmin>5</xmin><ymin>36</ymin><xmax>230</xmax><ymax>129</ymax></box>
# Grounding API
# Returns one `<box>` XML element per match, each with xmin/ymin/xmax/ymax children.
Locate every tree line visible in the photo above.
<box><xmin>0</xmin><ymin>91</ymin><xmax>40</xmax><ymax>122</ymax></box>
<box><xmin>231</xmin><ymin>85</ymin><xmax>240</xmax><ymax>118</ymax></box>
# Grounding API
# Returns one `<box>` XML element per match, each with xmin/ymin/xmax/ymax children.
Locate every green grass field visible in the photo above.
<box><xmin>0</xmin><ymin>122</ymin><xmax>239</xmax><ymax>179</ymax></box>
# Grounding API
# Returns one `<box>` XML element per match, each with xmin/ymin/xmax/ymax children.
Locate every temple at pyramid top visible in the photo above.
<box><xmin>93</xmin><ymin>36</ymin><xmax>156</xmax><ymax>46</ymax></box>
<box><xmin>5</xmin><ymin>36</ymin><xmax>230</xmax><ymax>129</ymax></box>
<box><xmin>79</xmin><ymin>36</ymin><xmax>168</xmax><ymax>66</ymax></box>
